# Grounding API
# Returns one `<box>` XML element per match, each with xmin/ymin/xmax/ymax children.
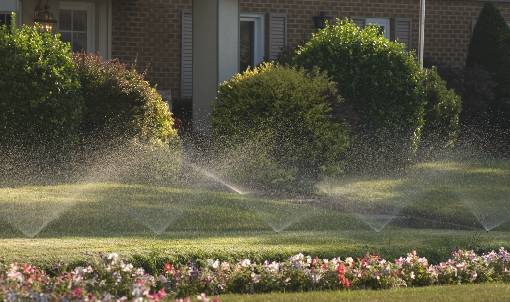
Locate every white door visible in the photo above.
<box><xmin>58</xmin><ymin>2</ymin><xmax>95</xmax><ymax>53</ymax></box>
<box><xmin>240</xmin><ymin>14</ymin><xmax>265</xmax><ymax>72</ymax></box>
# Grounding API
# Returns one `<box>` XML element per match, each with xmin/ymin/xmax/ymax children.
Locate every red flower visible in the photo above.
<box><xmin>173</xmin><ymin>118</ymin><xmax>183</xmax><ymax>130</ymax></box>
<box><xmin>337</xmin><ymin>263</ymin><xmax>346</xmax><ymax>275</ymax></box>
<box><xmin>164</xmin><ymin>263</ymin><xmax>173</xmax><ymax>274</ymax></box>
<box><xmin>22</xmin><ymin>264</ymin><xmax>32</xmax><ymax>274</ymax></box>
<box><xmin>72</xmin><ymin>287</ymin><xmax>83</xmax><ymax>298</ymax></box>
<box><xmin>150</xmin><ymin>288</ymin><xmax>167</xmax><ymax>301</ymax></box>
<box><xmin>340</xmin><ymin>275</ymin><xmax>351</xmax><ymax>289</ymax></box>
<box><xmin>337</xmin><ymin>263</ymin><xmax>351</xmax><ymax>289</ymax></box>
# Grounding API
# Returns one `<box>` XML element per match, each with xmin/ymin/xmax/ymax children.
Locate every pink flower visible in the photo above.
<box><xmin>22</xmin><ymin>264</ymin><xmax>32</xmax><ymax>274</ymax></box>
<box><xmin>164</xmin><ymin>263</ymin><xmax>173</xmax><ymax>274</ymax></box>
<box><xmin>72</xmin><ymin>287</ymin><xmax>83</xmax><ymax>298</ymax></box>
<box><xmin>150</xmin><ymin>288</ymin><xmax>167</xmax><ymax>301</ymax></box>
<box><xmin>337</xmin><ymin>263</ymin><xmax>351</xmax><ymax>289</ymax></box>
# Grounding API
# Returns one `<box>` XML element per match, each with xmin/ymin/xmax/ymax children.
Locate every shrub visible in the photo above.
<box><xmin>293</xmin><ymin>20</ymin><xmax>425</xmax><ymax>170</ymax></box>
<box><xmin>211</xmin><ymin>63</ymin><xmax>349</xmax><ymax>191</ymax></box>
<box><xmin>3</xmin><ymin>249</ymin><xmax>510</xmax><ymax>300</ymax></box>
<box><xmin>466</xmin><ymin>2</ymin><xmax>510</xmax><ymax>130</ymax></box>
<box><xmin>74</xmin><ymin>54</ymin><xmax>178</xmax><ymax>146</ymax></box>
<box><xmin>0</xmin><ymin>23</ymin><xmax>82</xmax><ymax>148</ymax></box>
<box><xmin>419</xmin><ymin>67</ymin><xmax>462</xmax><ymax>157</ymax></box>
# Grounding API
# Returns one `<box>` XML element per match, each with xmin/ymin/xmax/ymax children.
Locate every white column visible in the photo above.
<box><xmin>97</xmin><ymin>0</ymin><xmax>112</xmax><ymax>60</ymax></box>
<box><xmin>192</xmin><ymin>0</ymin><xmax>240</xmax><ymax>133</ymax></box>
<box><xmin>418</xmin><ymin>0</ymin><xmax>426</xmax><ymax>68</ymax></box>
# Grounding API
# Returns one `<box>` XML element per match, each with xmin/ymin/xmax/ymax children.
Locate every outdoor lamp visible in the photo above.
<box><xmin>313</xmin><ymin>11</ymin><xmax>333</xmax><ymax>29</ymax></box>
<box><xmin>34</xmin><ymin>0</ymin><xmax>57</xmax><ymax>31</ymax></box>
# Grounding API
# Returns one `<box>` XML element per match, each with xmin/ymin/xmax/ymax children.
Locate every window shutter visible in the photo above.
<box><xmin>395</xmin><ymin>18</ymin><xmax>411</xmax><ymax>48</ymax></box>
<box><xmin>268</xmin><ymin>13</ymin><xmax>287</xmax><ymax>60</ymax></box>
<box><xmin>181</xmin><ymin>10</ymin><xmax>193</xmax><ymax>99</ymax></box>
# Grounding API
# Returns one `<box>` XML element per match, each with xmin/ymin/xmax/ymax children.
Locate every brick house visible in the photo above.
<box><xmin>2</xmin><ymin>0</ymin><xmax>510</xmax><ymax>129</ymax></box>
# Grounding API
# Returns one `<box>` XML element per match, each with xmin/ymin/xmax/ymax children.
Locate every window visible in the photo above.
<box><xmin>240</xmin><ymin>14</ymin><xmax>265</xmax><ymax>72</ymax></box>
<box><xmin>0</xmin><ymin>0</ymin><xmax>19</xmax><ymax>27</ymax></box>
<box><xmin>353</xmin><ymin>17</ymin><xmax>411</xmax><ymax>48</ymax></box>
<box><xmin>0</xmin><ymin>12</ymin><xmax>12</xmax><ymax>26</ymax></box>
<box><xmin>366</xmin><ymin>18</ymin><xmax>391</xmax><ymax>40</ymax></box>
<box><xmin>58</xmin><ymin>2</ymin><xmax>94</xmax><ymax>53</ymax></box>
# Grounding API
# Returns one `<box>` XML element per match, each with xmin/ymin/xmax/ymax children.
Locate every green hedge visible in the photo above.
<box><xmin>74</xmin><ymin>54</ymin><xmax>179</xmax><ymax>147</ymax></box>
<box><xmin>0</xmin><ymin>24</ymin><xmax>83</xmax><ymax>147</ymax></box>
<box><xmin>212</xmin><ymin>63</ymin><xmax>349</xmax><ymax>191</ymax></box>
<box><xmin>420</xmin><ymin>67</ymin><xmax>462</xmax><ymax>157</ymax></box>
<box><xmin>293</xmin><ymin>20</ymin><xmax>425</xmax><ymax>170</ymax></box>
<box><xmin>466</xmin><ymin>2</ymin><xmax>510</xmax><ymax>138</ymax></box>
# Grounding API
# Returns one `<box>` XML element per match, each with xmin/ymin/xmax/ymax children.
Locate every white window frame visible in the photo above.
<box><xmin>366</xmin><ymin>18</ymin><xmax>391</xmax><ymax>40</ymax></box>
<box><xmin>59</xmin><ymin>1</ymin><xmax>95</xmax><ymax>53</ymax></box>
<box><xmin>240</xmin><ymin>13</ymin><xmax>265</xmax><ymax>67</ymax></box>
<box><xmin>0</xmin><ymin>0</ymin><xmax>22</xmax><ymax>26</ymax></box>
<box><xmin>0</xmin><ymin>12</ymin><xmax>12</xmax><ymax>25</ymax></box>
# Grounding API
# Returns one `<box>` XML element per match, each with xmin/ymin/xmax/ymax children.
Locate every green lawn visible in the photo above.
<box><xmin>222</xmin><ymin>284</ymin><xmax>510</xmax><ymax>302</ymax></box>
<box><xmin>0</xmin><ymin>160</ymin><xmax>508</xmax><ymax>267</ymax></box>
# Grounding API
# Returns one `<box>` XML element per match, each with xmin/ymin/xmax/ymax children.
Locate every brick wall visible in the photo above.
<box><xmin>425</xmin><ymin>0</ymin><xmax>510</xmax><ymax>68</ymax></box>
<box><xmin>111</xmin><ymin>0</ymin><xmax>191</xmax><ymax>98</ymax></box>
<box><xmin>111</xmin><ymin>0</ymin><xmax>510</xmax><ymax>99</ymax></box>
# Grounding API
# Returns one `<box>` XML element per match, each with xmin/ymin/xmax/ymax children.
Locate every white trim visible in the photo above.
<box><xmin>16</xmin><ymin>0</ymin><xmax>21</xmax><ymax>26</ymax></box>
<box><xmin>108</xmin><ymin>0</ymin><xmax>112</xmax><ymax>59</ymax></box>
<box><xmin>366</xmin><ymin>18</ymin><xmax>391</xmax><ymax>40</ymax></box>
<box><xmin>97</xmin><ymin>0</ymin><xmax>111</xmax><ymax>59</ymax></box>
<box><xmin>59</xmin><ymin>1</ymin><xmax>95</xmax><ymax>53</ymax></box>
<box><xmin>240</xmin><ymin>13</ymin><xmax>265</xmax><ymax>67</ymax></box>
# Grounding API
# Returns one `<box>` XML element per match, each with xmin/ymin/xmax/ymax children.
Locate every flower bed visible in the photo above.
<box><xmin>2</xmin><ymin>249</ymin><xmax>510</xmax><ymax>301</ymax></box>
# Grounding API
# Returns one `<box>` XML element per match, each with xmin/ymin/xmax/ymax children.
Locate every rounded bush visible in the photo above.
<box><xmin>420</xmin><ymin>67</ymin><xmax>462</xmax><ymax>157</ymax></box>
<box><xmin>0</xmin><ymin>24</ymin><xmax>83</xmax><ymax>147</ymax></box>
<box><xmin>74</xmin><ymin>54</ymin><xmax>179</xmax><ymax>146</ymax></box>
<box><xmin>293</xmin><ymin>20</ymin><xmax>425</xmax><ymax>169</ymax></box>
<box><xmin>466</xmin><ymin>2</ymin><xmax>510</xmax><ymax>141</ymax></box>
<box><xmin>212</xmin><ymin>63</ymin><xmax>349</xmax><ymax>191</ymax></box>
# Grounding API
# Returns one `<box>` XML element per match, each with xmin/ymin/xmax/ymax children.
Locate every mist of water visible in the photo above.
<box><xmin>0</xmin><ymin>125</ymin><xmax>509</xmax><ymax>238</ymax></box>
<box><xmin>0</xmin><ymin>187</ymin><xmax>80</xmax><ymax>238</ymax></box>
<box><xmin>248</xmin><ymin>198</ymin><xmax>315</xmax><ymax>233</ymax></box>
<box><xmin>185</xmin><ymin>162</ymin><xmax>247</xmax><ymax>195</ymax></box>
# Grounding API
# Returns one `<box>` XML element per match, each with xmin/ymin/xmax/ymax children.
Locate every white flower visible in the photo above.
<box><xmin>83</xmin><ymin>266</ymin><xmax>94</xmax><ymax>273</ymax></box>
<box><xmin>251</xmin><ymin>272</ymin><xmax>261</xmax><ymax>284</ymax></box>
<box><xmin>240</xmin><ymin>259</ymin><xmax>251</xmax><ymax>268</ymax></box>
<box><xmin>266</xmin><ymin>261</ymin><xmax>280</xmax><ymax>273</ymax></box>
<box><xmin>134</xmin><ymin>268</ymin><xmax>145</xmax><ymax>276</ymax></box>
<box><xmin>107</xmin><ymin>253</ymin><xmax>119</xmax><ymax>262</ymax></box>
<box><xmin>410</xmin><ymin>272</ymin><xmax>416</xmax><ymax>280</ymax></box>
<box><xmin>121</xmin><ymin>263</ymin><xmax>133</xmax><ymax>273</ymax></box>
<box><xmin>221</xmin><ymin>262</ymin><xmax>231</xmax><ymax>271</ymax></box>
<box><xmin>345</xmin><ymin>257</ymin><xmax>354</xmax><ymax>266</ymax></box>
<box><xmin>291</xmin><ymin>254</ymin><xmax>305</xmax><ymax>262</ymax></box>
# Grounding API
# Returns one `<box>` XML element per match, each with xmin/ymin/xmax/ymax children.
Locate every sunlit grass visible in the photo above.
<box><xmin>222</xmin><ymin>284</ymin><xmax>510</xmax><ymax>302</ymax></box>
<box><xmin>0</xmin><ymin>160</ymin><xmax>508</xmax><ymax>266</ymax></box>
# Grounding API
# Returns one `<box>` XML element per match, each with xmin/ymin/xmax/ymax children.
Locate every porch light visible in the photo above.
<box><xmin>313</xmin><ymin>11</ymin><xmax>333</xmax><ymax>29</ymax></box>
<box><xmin>33</xmin><ymin>0</ymin><xmax>57</xmax><ymax>31</ymax></box>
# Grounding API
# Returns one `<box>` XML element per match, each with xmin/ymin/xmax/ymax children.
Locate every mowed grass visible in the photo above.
<box><xmin>222</xmin><ymin>284</ymin><xmax>510</xmax><ymax>302</ymax></box>
<box><xmin>0</xmin><ymin>160</ymin><xmax>508</xmax><ymax>266</ymax></box>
